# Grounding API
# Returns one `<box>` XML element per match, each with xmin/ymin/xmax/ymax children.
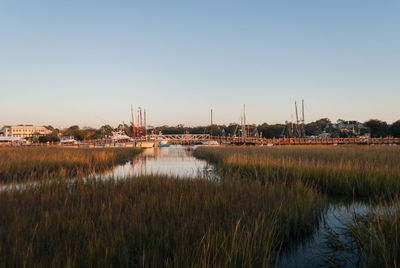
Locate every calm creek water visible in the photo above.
<box><xmin>101</xmin><ymin>145</ymin><xmax>218</xmax><ymax>179</ymax></box>
<box><xmin>279</xmin><ymin>201</ymin><xmax>370</xmax><ymax>267</ymax></box>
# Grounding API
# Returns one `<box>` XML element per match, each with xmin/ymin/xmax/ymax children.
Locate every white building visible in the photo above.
<box><xmin>0</xmin><ymin>136</ymin><xmax>26</xmax><ymax>144</ymax></box>
<box><xmin>0</xmin><ymin>125</ymin><xmax>52</xmax><ymax>138</ymax></box>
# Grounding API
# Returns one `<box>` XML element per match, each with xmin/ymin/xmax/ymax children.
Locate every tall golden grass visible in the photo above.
<box><xmin>326</xmin><ymin>199</ymin><xmax>400</xmax><ymax>267</ymax></box>
<box><xmin>194</xmin><ymin>145</ymin><xmax>400</xmax><ymax>197</ymax></box>
<box><xmin>0</xmin><ymin>147</ymin><xmax>142</xmax><ymax>183</ymax></box>
<box><xmin>0</xmin><ymin>176</ymin><xmax>324</xmax><ymax>267</ymax></box>
<box><xmin>195</xmin><ymin>145</ymin><xmax>400</xmax><ymax>266</ymax></box>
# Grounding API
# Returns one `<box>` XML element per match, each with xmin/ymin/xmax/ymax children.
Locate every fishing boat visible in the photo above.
<box><xmin>110</xmin><ymin>131</ymin><xmax>132</xmax><ymax>141</ymax></box>
<box><xmin>202</xmin><ymin>140</ymin><xmax>219</xmax><ymax>146</ymax></box>
<box><xmin>136</xmin><ymin>141</ymin><xmax>156</xmax><ymax>148</ymax></box>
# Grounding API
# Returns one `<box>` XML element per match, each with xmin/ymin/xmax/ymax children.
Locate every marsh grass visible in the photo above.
<box><xmin>0</xmin><ymin>176</ymin><xmax>324</xmax><ymax>267</ymax></box>
<box><xmin>324</xmin><ymin>199</ymin><xmax>400</xmax><ymax>267</ymax></box>
<box><xmin>0</xmin><ymin>147</ymin><xmax>142</xmax><ymax>183</ymax></box>
<box><xmin>194</xmin><ymin>146</ymin><xmax>400</xmax><ymax>265</ymax></box>
<box><xmin>194</xmin><ymin>146</ymin><xmax>400</xmax><ymax>197</ymax></box>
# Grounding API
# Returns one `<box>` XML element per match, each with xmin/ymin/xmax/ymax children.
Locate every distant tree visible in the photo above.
<box><xmin>190</xmin><ymin>126</ymin><xmax>207</xmax><ymax>134</ymax></box>
<box><xmin>391</xmin><ymin>120</ymin><xmax>400</xmax><ymax>137</ymax></box>
<box><xmin>44</xmin><ymin>125</ymin><xmax>60</xmax><ymax>137</ymax></box>
<box><xmin>100</xmin><ymin>125</ymin><xmax>114</xmax><ymax>137</ymax></box>
<box><xmin>306</xmin><ymin>118</ymin><xmax>331</xmax><ymax>136</ymax></box>
<box><xmin>39</xmin><ymin>134</ymin><xmax>60</xmax><ymax>143</ymax></box>
<box><xmin>63</xmin><ymin>126</ymin><xmax>87</xmax><ymax>141</ymax></box>
<box><xmin>208</xmin><ymin>125</ymin><xmax>223</xmax><ymax>136</ymax></box>
<box><xmin>73</xmin><ymin>131</ymin><xmax>86</xmax><ymax>141</ymax></box>
<box><xmin>225</xmin><ymin>123</ymin><xmax>240</xmax><ymax>136</ymax></box>
<box><xmin>67</xmin><ymin>125</ymin><xmax>80</xmax><ymax>131</ymax></box>
<box><xmin>83</xmin><ymin>128</ymin><xmax>99</xmax><ymax>140</ymax></box>
<box><xmin>257</xmin><ymin>123</ymin><xmax>284</xmax><ymax>138</ymax></box>
<box><xmin>154</xmin><ymin>125</ymin><xmax>185</xmax><ymax>134</ymax></box>
<box><xmin>45</xmin><ymin>125</ymin><xmax>55</xmax><ymax>131</ymax></box>
<box><xmin>364</xmin><ymin>119</ymin><xmax>389</xmax><ymax>137</ymax></box>
<box><xmin>63</xmin><ymin>126</ymin><xmax>108</xmax><ymax>140</ymax></box>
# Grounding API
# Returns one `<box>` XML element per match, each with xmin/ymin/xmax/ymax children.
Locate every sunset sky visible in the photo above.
<box><xmin>1</xmin><ymin>0</ymin><xmax>399</xmax><ymax>128</ymax></box>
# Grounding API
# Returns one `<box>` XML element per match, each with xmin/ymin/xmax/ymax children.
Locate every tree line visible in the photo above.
<box><xmin>152</xmin><ymin>119</ymin><xmax>400</xmax><ymax>138</ymax></box>
<box><xmin>38</xmin><ymin>119</ymin><xmax>400</xmax><ymax>142</ymax></box>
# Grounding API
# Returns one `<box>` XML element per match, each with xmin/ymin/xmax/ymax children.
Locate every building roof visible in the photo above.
<box><xmin>0</xmin><ymin>137</ymin><xmax>24</xmax><ymax>141</ymax></box>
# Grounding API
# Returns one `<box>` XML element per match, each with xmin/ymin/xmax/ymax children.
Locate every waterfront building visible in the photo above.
<box><xmin>0</xmin><ymin>125</ymin><xmax>52</xmax><ymax>138</ymax></box>
<box><xmin>0</xmin><ymin>136</ymin><xmax>26</xmax><ymax>144</ymax></box>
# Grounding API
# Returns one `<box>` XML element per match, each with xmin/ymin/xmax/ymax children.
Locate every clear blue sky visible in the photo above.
<box><xmin>1</xmin><ymin>0</ymin><xmax>399</xmax><ymax>128</ymax></box>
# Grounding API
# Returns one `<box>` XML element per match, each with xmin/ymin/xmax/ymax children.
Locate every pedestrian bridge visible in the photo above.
<box><xmin>2</xmin><ymin>135</ymin><xmax>400</xmax><ymax>147</ymax></box>
<box><xmin>148</xmin><ymin>134</ymin><xmax>210</xmax><ymax>144</ymax></box>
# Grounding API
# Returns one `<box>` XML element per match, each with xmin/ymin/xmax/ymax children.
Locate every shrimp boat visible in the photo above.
<box><xmin>107</xmin><ymin>131</ymin><xmax>135</xmax><ymax>147</ymax></box>
<box><xmin>110</xmin><ymin>131</ymin><xmax>132</xmax><ymax>141</ymax></box>
<box><xmin>136</xmin><ymin>141</ymin><xmax>156</xmax><ymax>148</ymax></box>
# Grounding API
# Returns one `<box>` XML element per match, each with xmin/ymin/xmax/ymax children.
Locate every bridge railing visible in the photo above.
<box><xmin>209</xmin><ymin>136</ymin><xmax>400</xmax><ymax>145</ymax></box>
<box><xmin>147</xmin><ymin>134</ymin><xmax>210</xmax><ymax>142</ymax></box>
<box><xmin>1</xmin><ymin>136</ymin><xmax>400</xmax><ymax>147</ymax></box>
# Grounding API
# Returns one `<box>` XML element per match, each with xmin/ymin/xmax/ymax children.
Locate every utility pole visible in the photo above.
<box><xmin>211</xmin><ymin>109</ymin><xmax>213</xmax><ymax>125</ymax></box>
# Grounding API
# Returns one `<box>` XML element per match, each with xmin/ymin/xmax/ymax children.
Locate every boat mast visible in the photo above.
<box><xmin>140</xmin><ymin>108</ymin><xmax>143</xmax><ymax>130</ymax></box>
<box><xmin>302</xmin><ymin>99</ymin><xmax>305</xmax><ymax>137</ymax></box>
<box><xmin>144</xmin><ymin>109</ymin><xmax>147</xmax><ymax>137</ymax></box>
<box><xmin>241</xmin><ymin>104</ymin><xmax>246</xmax><ymax>139</ymax></box>
<box><xmin>137</xmin><ymin>107</ymin><xmax>141</xmax><ymax>136</ymax></box>
<box><xmin>131</xmin><ymin>104</ymin><xmax>136</xmax><ymax>138</ymax></box>
<box><xmin>295</xmin><ymin>101</ymin><xmax>300</xmax><ymax>137</ymax></box>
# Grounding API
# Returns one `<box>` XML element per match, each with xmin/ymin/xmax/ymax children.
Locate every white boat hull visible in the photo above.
<box><xmin>136</xmin><ymin>142</ymin><xmax>155</xmax><ymax>148</ymax></box>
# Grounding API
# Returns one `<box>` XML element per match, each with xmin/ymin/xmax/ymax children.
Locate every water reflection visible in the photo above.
<box><xmin>102</xmin><ymin>145</ymin><xmax>218</xmax><ymax>180</ymax></box>
<box><xmin>0</xmin><ymin>146</ymin><xmax>218</xmax><ymax>192</ymax></box>
<box><xmin>279</xmin><ymin>201</ymin><xmax>371</xmax><ymax>267</ymax></box>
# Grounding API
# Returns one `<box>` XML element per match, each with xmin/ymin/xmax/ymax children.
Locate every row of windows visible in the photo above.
<box><xmin>11</xmin><ymin>134</ymin><xmax>44</xmax><ymax>138</ymax></box>
<box><xmin>11</xmin><ymin>129</ymin><xmax>46</xmax><ymax>133</ymax></box>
